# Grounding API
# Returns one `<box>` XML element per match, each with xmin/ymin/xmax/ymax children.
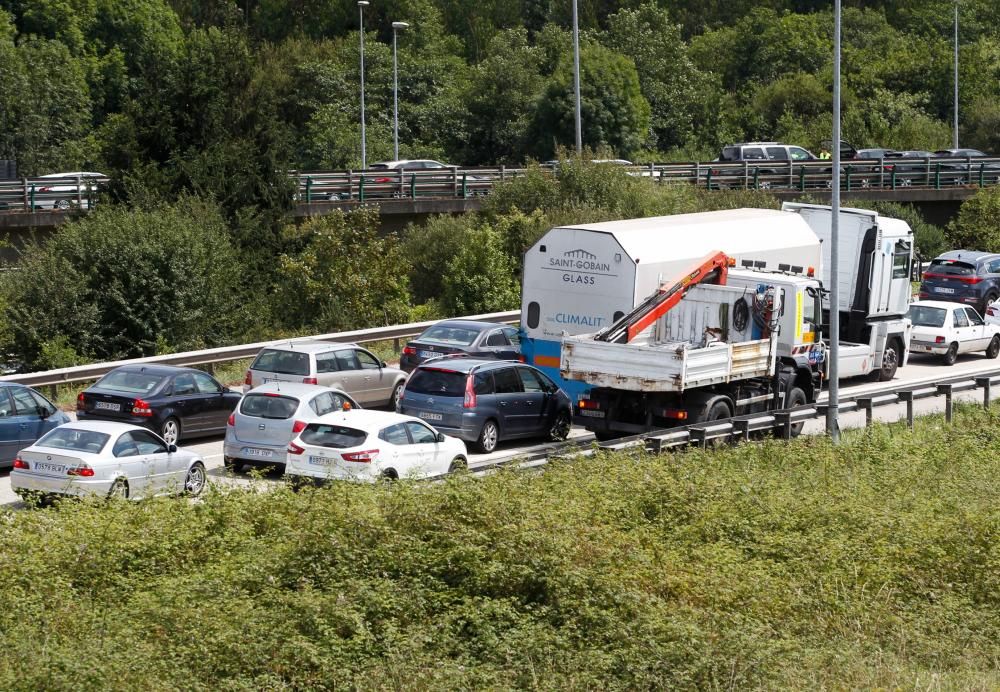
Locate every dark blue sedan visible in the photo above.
<box><xmin>77</xmin><ymin>364</ymin><xmax>242</xmax><ymax>445</ymax></box>
<box><xmin>0</xmin><ymin>383</ymin><xmax>70</xmax><ymax>468</ymax></box>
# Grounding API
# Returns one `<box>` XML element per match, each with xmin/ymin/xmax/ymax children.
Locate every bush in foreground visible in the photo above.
<box><xmin>0</xmin><ymin>407</ymin><xmax>998</xmax><ymax>688</ymax></box>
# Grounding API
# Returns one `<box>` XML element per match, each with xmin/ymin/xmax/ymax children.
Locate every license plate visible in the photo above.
<box><xmin>308</xmin><ymin>456</ymin><xmax>332</xmax><ymax>466</ymax></box>
<box><xmin>934</xmin><ymin>287</ymin><xmax>955</xmax><ymax>294</ymax></box>
<box><xmin>243</xmin><ymin>448</ymin><xmax>273</xmax><ymax>458</ymax></box>
<box><xmin>94</xmin><ymin>401</ymin><xmax>121</xmax><ymax>411</ymax></box>
<box><xmin>418</xmin><ymin>411</ymin><xmax>443</xmax><ymax>421</ymax></box>
<box><xmin>579</xmin><ymin>409</ymin><xmax>605</xmax><ymax>418</ymax></box>
<box><xmin>418</xmin><ymin>350</ymin><xmax>437</xmax><ymax>359</ymax></box>
<box><xmin>34</xmin><ymin>462</ymin><xmax>66</xmax><ymax>473</ymax></box>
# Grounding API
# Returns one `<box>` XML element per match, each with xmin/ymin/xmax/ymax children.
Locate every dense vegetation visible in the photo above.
<box><xmin>1</xmin><ymin>406</ymin><xmax>998</xmax><ymax>687</ymax></box>
<box><xmin>1</xmin><ymin>0</ymin><xmax>999</xmax><ymax>367</ymax></box>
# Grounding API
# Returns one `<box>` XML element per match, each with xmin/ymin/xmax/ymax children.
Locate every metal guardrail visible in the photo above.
<box><xmin>467</xmin><ymin>369</ymin><xmax>1000</xmax><ymax>476</ymax></box>
<box><xmin>0</xmin><ymin>310</ymin><xmax>520</xmax><ymax>389</ymax></box>
<box><xmin>0</xmin><ymin>175</ymin><xmax>108</xmax><ymax>212</ymax></box>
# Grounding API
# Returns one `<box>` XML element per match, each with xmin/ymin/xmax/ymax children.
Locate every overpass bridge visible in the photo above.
<box><xmin>1</xmin><ymin>157</ymin><xmax>995</xmax><ymax>237</ymax></box>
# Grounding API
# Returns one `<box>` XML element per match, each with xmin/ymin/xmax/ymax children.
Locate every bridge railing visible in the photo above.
<box><xmin>0</xmin><ymin>175</ymin><xmax>109</xmax><ymax>212</ymax></box>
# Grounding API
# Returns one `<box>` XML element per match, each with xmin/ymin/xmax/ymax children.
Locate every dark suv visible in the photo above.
<box><xmin>398</xmin><ymin>359</ymin><xmax>572</xmax><ymax>453</ymax></box>
<box><xmin>918</xmin><ymin>250</ymin><xmax>1000</xmax><ymax>314</ymax></box>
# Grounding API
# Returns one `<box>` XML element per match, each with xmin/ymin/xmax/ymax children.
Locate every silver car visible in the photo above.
<box><xmin>224</xmin><ymin>382</ymin><xmax>359</xmax><ymax>472</ymax></box>
<box><xmin>245</xmin><ymin>341</ymin><xmax>407</xmax><ymax>409</ymax></box>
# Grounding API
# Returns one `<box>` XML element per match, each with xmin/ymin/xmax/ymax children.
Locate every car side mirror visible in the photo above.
<box><xmin>35</xmin><ymin>405</ymin><xmax>48</xmax><ymax>418</ymax></box>
<box><xmin>436</xmin><ymin>432</ymin><xmax>445</xmax><ymax>443</ymax></box>
<box><xmin>167</xmin><ymin>444</ymin><xmax>178</xmax><ymax>453</ymax></box>
<box><xmin>381</xmin><ymin>360</ymin><xmax>388</xmax><ymax>368</ymax></box>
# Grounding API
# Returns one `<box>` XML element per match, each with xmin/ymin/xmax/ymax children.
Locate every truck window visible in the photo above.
<box><xmin>892</xmin><ymin>240</ymin><xmax>911</xmax><ymax>279</ymax></box>
<box><xmin>802</xmin><ymin>289</ymin><xmax>818</xmax><ymax>324</ymax></box>
<box><xmin>527</xmin><ymin>302</ymin><xmax>540</xmax><ymax>329</ymax></box>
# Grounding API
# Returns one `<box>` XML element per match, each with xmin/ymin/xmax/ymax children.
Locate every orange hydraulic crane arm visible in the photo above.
<box><xmin>595</xmin><ymin>251</ymin><xmax>734</xmax><ymax>344</ymax></box>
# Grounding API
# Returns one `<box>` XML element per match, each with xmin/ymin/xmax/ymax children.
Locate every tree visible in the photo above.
<box><xmin>273</xmin><ymin>207</ymin><xmax>412</xmax><ymax>331</ymax></box>
<box><xmin>441</xmin><ymin>227</ymin><xmax>519</xmax><ymax>315</ymax></box>
<box><xmin>529</xmin><ymin>42</ymin><xmax>650</xmax><ymax>159</ymax></box>
<box><xmin>1</xmin><ymin>197</ymin><xmax>246</xmax><ymax>369</ymax></box>
<box><xmin>947</xmin><ymin>187</ymin><xmax>1000</xmax><ymax>253</ymax></box>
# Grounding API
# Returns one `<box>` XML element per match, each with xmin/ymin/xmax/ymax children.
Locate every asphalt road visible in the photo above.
<box><xmin>2</xmin><ymin>351</ymin><xmax>997</xmax><ymax>509</ymax></box>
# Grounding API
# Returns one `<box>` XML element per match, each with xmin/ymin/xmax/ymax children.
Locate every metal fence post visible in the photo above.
<box><xmin>500</xmin><ymin>165</ymin><xmax>506</xmax><ymax>182</ymax></box>
<box><xmin>857</xmin><ymin>397</ymin><xmax>873</xmax><ymax>427</ymax></box>
<box><xmin>891</xmin><ymin>168</ymin><xmax>897</xmax><ymax>190</ymax></box>
<box><xmin>732</xmin><ymin>419</ymin><xmax>751</xmax><ymax>444</ymax></box>
<box><xmin>774</xmin><ymin>411</ymin><xmax>792</xmax><ymax>440</ymax></box>
<box><xmin>743</xmin><ymin>161</ymin><xmax>748</xmax><ymax>189</ymax></box>
<box><xmin>975</xmin><ymin>377</ymin><xmax>992</xmax><ymax>409</ymax></box>
<box><xmin>934</xmin><ymin>162</ymin><xmax>941</xmax><ymax>189</ymax></box>
<box><xmin>75</xmin><ymin>175</ymin><xmax>82</xmax><ymax>207</ymax></box>
<box><xmin>359</xmin><ymin>175</ymin><xmax>365</xmax><ymax>202</ymax></box>
<box><xmin>347</xmin><ymin>170</ymin><xmax>353</xmax><ymax>199</ymax></box>
<box><xmin>979</xmin><ymin>163</ymin><xmax>985</xmax><ymax>187</ymax></box>
<box><xmin>451</xmin><ymin>166</ymin><xmax>459</xmax><ymax>197</ymax></box>
<box><xmin>753</xmin><ymin>167</ymin><xmax>760</xmax><ymax>189</ymax></box>
<box><xmin>898</xmin><ymin>391</ymin><xmax>914</xmax><ymax>429</ymax></box>
<box><xmin>705</xmin><ymin>167</ymin><xmax>712</xmax><ymax>190</ymax></box>
<box><xmin>798</xmin><ymin>166</ymin><xmax>806</xmax><ymax>191</ymax></box>
<box><xmin>29</xmin><ymin>183</ymin><xmax>35</xmax><ymax>210</ymax></box>
<box><xmin>410</xmin><ymin>173</ymin><xmax>416</xmax><ymax>198</ymax></box>
<box><xmin>305</xmin><ymin>176</ymin><xmax>313</xmax><ymax>203</ymax></box>
<box><xmin>845</xmin><ymin>164</ymin><xmax>852</xmax><ymax>191</ymax></box>
<box><xmin>937</xmin><ymin>383</ymin><xmax>954</xmax><ymax>423</ymax></box>
<box><xmin>461</xmin><ymin>172</ymin><xmax>467</xmax><ymax>198</ymax></box>
<box><xmin>788</xmin><ymin>160</ymin><xmax>794</xmax><ymax>188</ymax></box>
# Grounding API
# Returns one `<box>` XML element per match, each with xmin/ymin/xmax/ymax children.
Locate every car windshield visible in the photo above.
<box><xmin>928</xmin><ymin>260</ymin><xmax>975</xmax><ymax>276</ymax></box>
<box><xmin>240</xmin><ymin>394</ymin><xmax>299</xmax><ymax>419</ymax></box>
<box><xmin>300</xmin><ymin>424</ymin><xmax>367</xmax><ymax>448</ymax></box>
<box><xmin>406</xmin><ymin>368</ymin><xmax>467</xmax><ymax>396</ymax></box>
<box><xmin>418</xmin><ymin>325</ymin><xmax>479</xmax><ymax>346</ymax></box>
<box><xmin>95</xmin><ymin>370</ymin><xmax>165</xmax><ymax>395</ymax></box>
<box><xmin>907</xmin><ymin>305</ymin><xmax>947</xmax><ymax>327</ymax></box>
<box><xmin>252</xmin><ymin>348</ymin><xmax>310</xmax><ymax>376</ymax></box>
<box><xmin>36</xmin><ymin>427</ymin><xmax>110</xmax><ymax>453</ymax></box>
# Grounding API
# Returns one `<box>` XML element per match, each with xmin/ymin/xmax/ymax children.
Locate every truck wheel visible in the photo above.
<box><xmin>871</xmin><ymin>339</ymin><xmax>900</xmax><ymax>382</ymax></box>
<box><xmin>705</xmin><ymin>401</ymin><xmax>732</xmax><ymax>421</ymax></box>
<box><xmin>942</xmin><ymin>342</ymin><xmax>959</xmax><ymax>366</ymax></box>
<box><xmin>987</xmin><ymin>335</ymin><xmax>1000</xmax><ymax>359</ymax></box>
<box><xmin>786</xmin><ymin>387</ymin><xmax>807</xmax><ymax>438</ymax></box>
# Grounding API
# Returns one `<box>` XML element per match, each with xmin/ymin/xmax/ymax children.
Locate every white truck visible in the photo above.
<box><xmin>561</xmin><ymin>256</ymin><xmax>826</xmax><ymax>437</ymax></box>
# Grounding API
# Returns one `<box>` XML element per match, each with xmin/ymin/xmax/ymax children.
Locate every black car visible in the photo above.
<box><xmin>77</xmin><ymin>364</ymin><xmax>242</xmax><ymax>445</ymax></box>
<box><xmin>933</xmin><ymin>148</ymin><xmax>1000</xmax><ymax>184</ymax></box>
<box><xmin>400</xmin><ymin>320</ymin><xmax>521</xmax><ymax>373</ymax></box>
<box><xmin>918</xmin><ymin>250</ymin><xmax>1000</xmax><ymax>314</ymax></box>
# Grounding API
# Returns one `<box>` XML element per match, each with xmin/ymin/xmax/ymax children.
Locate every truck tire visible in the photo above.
<box><xmin>704</xmin><ymin>400</ymin><xmax>732</xmax><ymax>422</ymax></box>
<box><xmin>871</xmin><ymin>338</ymin><xmax>901</xmax><ymax>382</ymax></box>
<box><xmin>786</xmin><ymin>387</ymin><xmax>807</xmax><ymax>438</ymax></box>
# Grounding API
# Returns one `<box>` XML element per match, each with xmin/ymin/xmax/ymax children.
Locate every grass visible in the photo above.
<box><xmin>1</xmin><ymin>405</ymin><xmax>998</xmax><ymax>688</ymax></box>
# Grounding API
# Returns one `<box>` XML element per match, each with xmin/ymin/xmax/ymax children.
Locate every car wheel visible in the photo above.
<box><xmin>160</xmin><ymin>417</ymin><xmax>180</xmax><ymax>445</ymax></box>
<box><xmin>108</xmin><ymin>478</ymin><xmax>129</xmax><ymax>500</ymax></box>
<box><xmin>942</xmin><ymin>342</ymin><xmax>959</xmax><ymax>366</ymax></box>
<box><xmin>871</xmin><ymin>339</ymin><xmax>900</xmax><ymax>381</ymax></box>
<box><xmin>390</xmin><ymin>382</ymin><xmax>404</xmax><ymax>411</ymax></box>
<box><xmin>476</xmin><ymin>419</ymin><xmax>499</xmax><ymax>453</ymax></box>
<box><xmin>223</xmin><ymin>456</ymin><xmax>243</xmax><ymax>473</ymax></box>
<box><xmin>982</xmin><ymin>292</ymin><xmax>998</xmax><ymax>315</ymax></box>
<box><xmin>183</xmin><ymin>462</ymin><xmax>206</xmax><ymax>496</ymax></box>
<box><xmin>987</xmin><ymin>335</ymin><xmax>1000</xmax><ymax>359</ymax></box>
<box><xmin>448</xmin><ymin>456</ymin><xmax>467</xmax><ymax>472</ymax></box>
<box><xmin>549</xmin><ymin>409</ymin><xmax>571</xmax><ymax>441</ymax></box>
<box><xmin>785</xmin><ymin>387</ymin><xmax>807</xmax><ymax>438</ymax></box>
<box><xmin>381</xmin><ymin>469</ymin><xmax>398</xmax><ymax>481</ymax></box>
<box><xmin>54</xmin><ymin>199</ymin><xmax>71</xmax><ymax>211</ymax></box>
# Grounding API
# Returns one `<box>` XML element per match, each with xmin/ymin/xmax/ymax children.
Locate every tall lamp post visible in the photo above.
<box><xmin>358</xmin><ymin>1</ymin><xmax>370</xmax><ymax>170</ymax></box>
<box><xmin>571</xmin><ymin>0</ymin><xmax>582</xmax><ymax>155</ymax></box>
<box><xmin>953</xmin><ymin>1</ymin><xmax>959</xmax><ymax>148</ymax></box>
<box><xmin>392</xmin><ymin>21</ymin><xmax>409</xmax><ymax>161</ymax></box>
<box><xmin>828</xmin><ymin>0</ymin><xmax>842</xmax><ymax>443</ymax></box>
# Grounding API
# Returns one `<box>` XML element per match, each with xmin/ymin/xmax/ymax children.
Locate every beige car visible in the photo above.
<box><xmin>244</xmin><ymin>342</ymin><xmax>407</xmax><ymax>409</ymax></box>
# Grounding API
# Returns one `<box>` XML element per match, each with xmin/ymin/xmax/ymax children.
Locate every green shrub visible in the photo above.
<box><xmin>441</xmin><ymin>226</ymin><xmax>519</xmax><ymax>315</ymax></box>
<box><xmin>947</xmin><ymin>185</ymin><xmax>1000</xmax><ymax>252</ymax></box>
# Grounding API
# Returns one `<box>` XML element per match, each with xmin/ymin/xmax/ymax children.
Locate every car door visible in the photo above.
<box><xmin>8</xmin><ymin>386</ymin><xmax>45</xmax><ymax>453</ymax></box>
<box><xmin>481</xmin><ymin>329</ymin><xmax>518</xmax><ymax>361</ymax></box>
<box><xmin>29</xmin><ymin>389</ymin><xmax>64</xmax><ymax>437</ymax></box>
<box><xmin>111</xmin><ymin>432</ymin><xmax>154</xmax><ymax>497</ymax></box>
<box><xmin>964</xmin><ymin>308</ymin><xmax>991</xmax><ymax>349</ymax></box>
<box><xmin>404</xmin><ymin>421</ymin><xmax>447</xmax><ymax>477</ymax></box>
<box><xmin>515</xmin><ymin>366</ymin><xmax>550</xmax><ymax>435</ymax></box>
<box><xmin>169</xmin><ymin>373</ymin><xmax>205</xmax><ymax>432</ymax></box>
<box><xmin>951</xmin><ymin>308</ymin><xmax>972</xmax><ymax>352</ymax></box>
<box><xmin>354</xmin><ymin>349</ymin><xmax>392</xmax><ymax>406</ymax></box>
<box><xmin>192</xmin><ymin>371</ymin><xmax>231</xmax><ymax>431</ymax></box>
<box><xmin>0</xmin><ymin>387</ymin><xmax>20</xmax><ymax>465</ymax></box>
<box><xmin>330</xmin><ymin>349</ymin><xmax>369</xmax><ymax>403</ymax></box>
<box><xmin>378</xmin><ymin>422</ymin><xmax>414</xmax><ymax>472</ymax></box>
<box><xmin>130</xmin><ymin>429</ymin><xmax>177</xmax><ymax>494</ymax></box>
<box><xmin>491</xmin><ymin>366</ymin><xmax>526</xmax><ymax>435</ymax></box>
<box><xmin>501</xmin><ymin>327</ymin><xmax>522</xmax><ymax>360</ymax></box>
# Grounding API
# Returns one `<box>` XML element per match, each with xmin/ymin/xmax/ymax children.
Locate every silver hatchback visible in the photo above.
<box><xmin>224</xmin><ymin>382</ymin><xmax>358</xmax><ymax>472</ymax></box>
<box><xmin>244</xmin><ymin>341</ymin><xmax>407</xmax><ymax>409</ymax></box>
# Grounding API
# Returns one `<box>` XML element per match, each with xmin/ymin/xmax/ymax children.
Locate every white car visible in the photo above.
<box><xmin>33</xmin><ymin>171</ymin><xmax>107</xmax><ymax>210</ymax></box>
<box><xmin>907</xmin><ymin>300</ymin><xmax>1000</xmax><ymax>365</ymax></box>
<box><xmin>285</xmin><ymin>409</ymin><xmax>467</xmax><ymax>483</ymax></box>
<box><xmin>11</xmin><ymin>421</ymin><xmax>206</xmax><ymax>501</ymax></box>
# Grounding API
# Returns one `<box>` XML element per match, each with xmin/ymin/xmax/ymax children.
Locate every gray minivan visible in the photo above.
<box><xmin>398</xmin><ymin>359</ymin><xmax>572</xmax><ymax>453</ymax></box>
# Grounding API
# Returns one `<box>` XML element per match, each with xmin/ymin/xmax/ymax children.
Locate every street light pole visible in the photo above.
<box><xmin>392</xmin><ymin>21</ymin><xmax>409</xmax><ymax>161</ymax></box>
<box><xmin>828</xmin><ymin>0</ymin><xmax>842</xmax><ymax>444</ymax></box>
<box><xmin>358</xmin><ymin>1</ymin><xmax>369</xmax><ymax>170</ymax></box>
<box><xmin>953</xmin><ymin>1</ymin><xmax>959</xmax><ymax>148</ymax></box>
<box><xmin>571</xmin><ymin>0</ymin><xmax>582</xmax><ymax>155</ymax></box>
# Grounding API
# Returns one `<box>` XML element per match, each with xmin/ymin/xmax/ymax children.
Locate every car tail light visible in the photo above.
<box><xmin>38</xmin><ymin>186</ymin><xmax>52</xmax><ymax>192</ymax></box>
<box><xmin>302</xmin><ymin>377</ymin><xmax>318</xmax><ymax>385</ymax></box>
<box><xmin>988</xmin><ymin>306</ymin><xmax>997</xmax><ymax>316</ymax></box>
<box><xmin>958</xmin><ymin>276</ymin><xmax>983</xmax><ymax>284</ymax></box>
<box><xmin>374</xmin><ymin>176</ymin><xmax>391</xmax><ymax>183</ymax></box>
<box><xmin>227</xmin><ymin>413</ymin><xmax>235</xmax><ymax>426</ymax></box>
<box><xmin>287</xmin><ymin>442</ymin><xmax>305</xmax><ymax>455</ymax></box>
<box><xmin>935</xmin><ymin>336</ymin><xmax>946</xmax><ymax>344</ymax></box>
<box><xmin>463</xmin><ymin>375</ymin><xmax>477</xmax><ymax>409</ymax></box>
<box><xmin>132</xmin><ymin>398</ymin><xmax>153</xmax><ymax>417</ymax></box>
<box><xmin>67</xmin><ymin>464</ymin><xmax>95</xmax><ymax>477</ymax></box>
<box><xmin>76</xmin><ymin>392</ymin><xmax>85</xmax><ymax>411</ymax></box>
<box><xmin>341</xmin><ymin>449</ymin><xmax>378</xmax><ymax>463</ymax></box>
<box><xmin>244</xmin><ymin>370</ymin><xmax>252</xmax><ymax>386</ymax></box>
<box><xmin>402</xmin><ymin>346</ymin><xmax>416</xmax><ymax>356</ymax></box>
<box><xmin>291</xmin><ymin>420</ymin><xmax>307</xmax><ymax>433</ymax></box>
<box><xmin>12</xmin><ymin>457</ymin><xmax>28</xmax><ymax>469</ymax></box>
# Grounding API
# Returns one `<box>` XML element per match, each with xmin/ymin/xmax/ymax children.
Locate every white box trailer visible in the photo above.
<box><xmin>520</xmin><ymin>208</ymin><xmax>823</xmax><ymax>391</ymax></box>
